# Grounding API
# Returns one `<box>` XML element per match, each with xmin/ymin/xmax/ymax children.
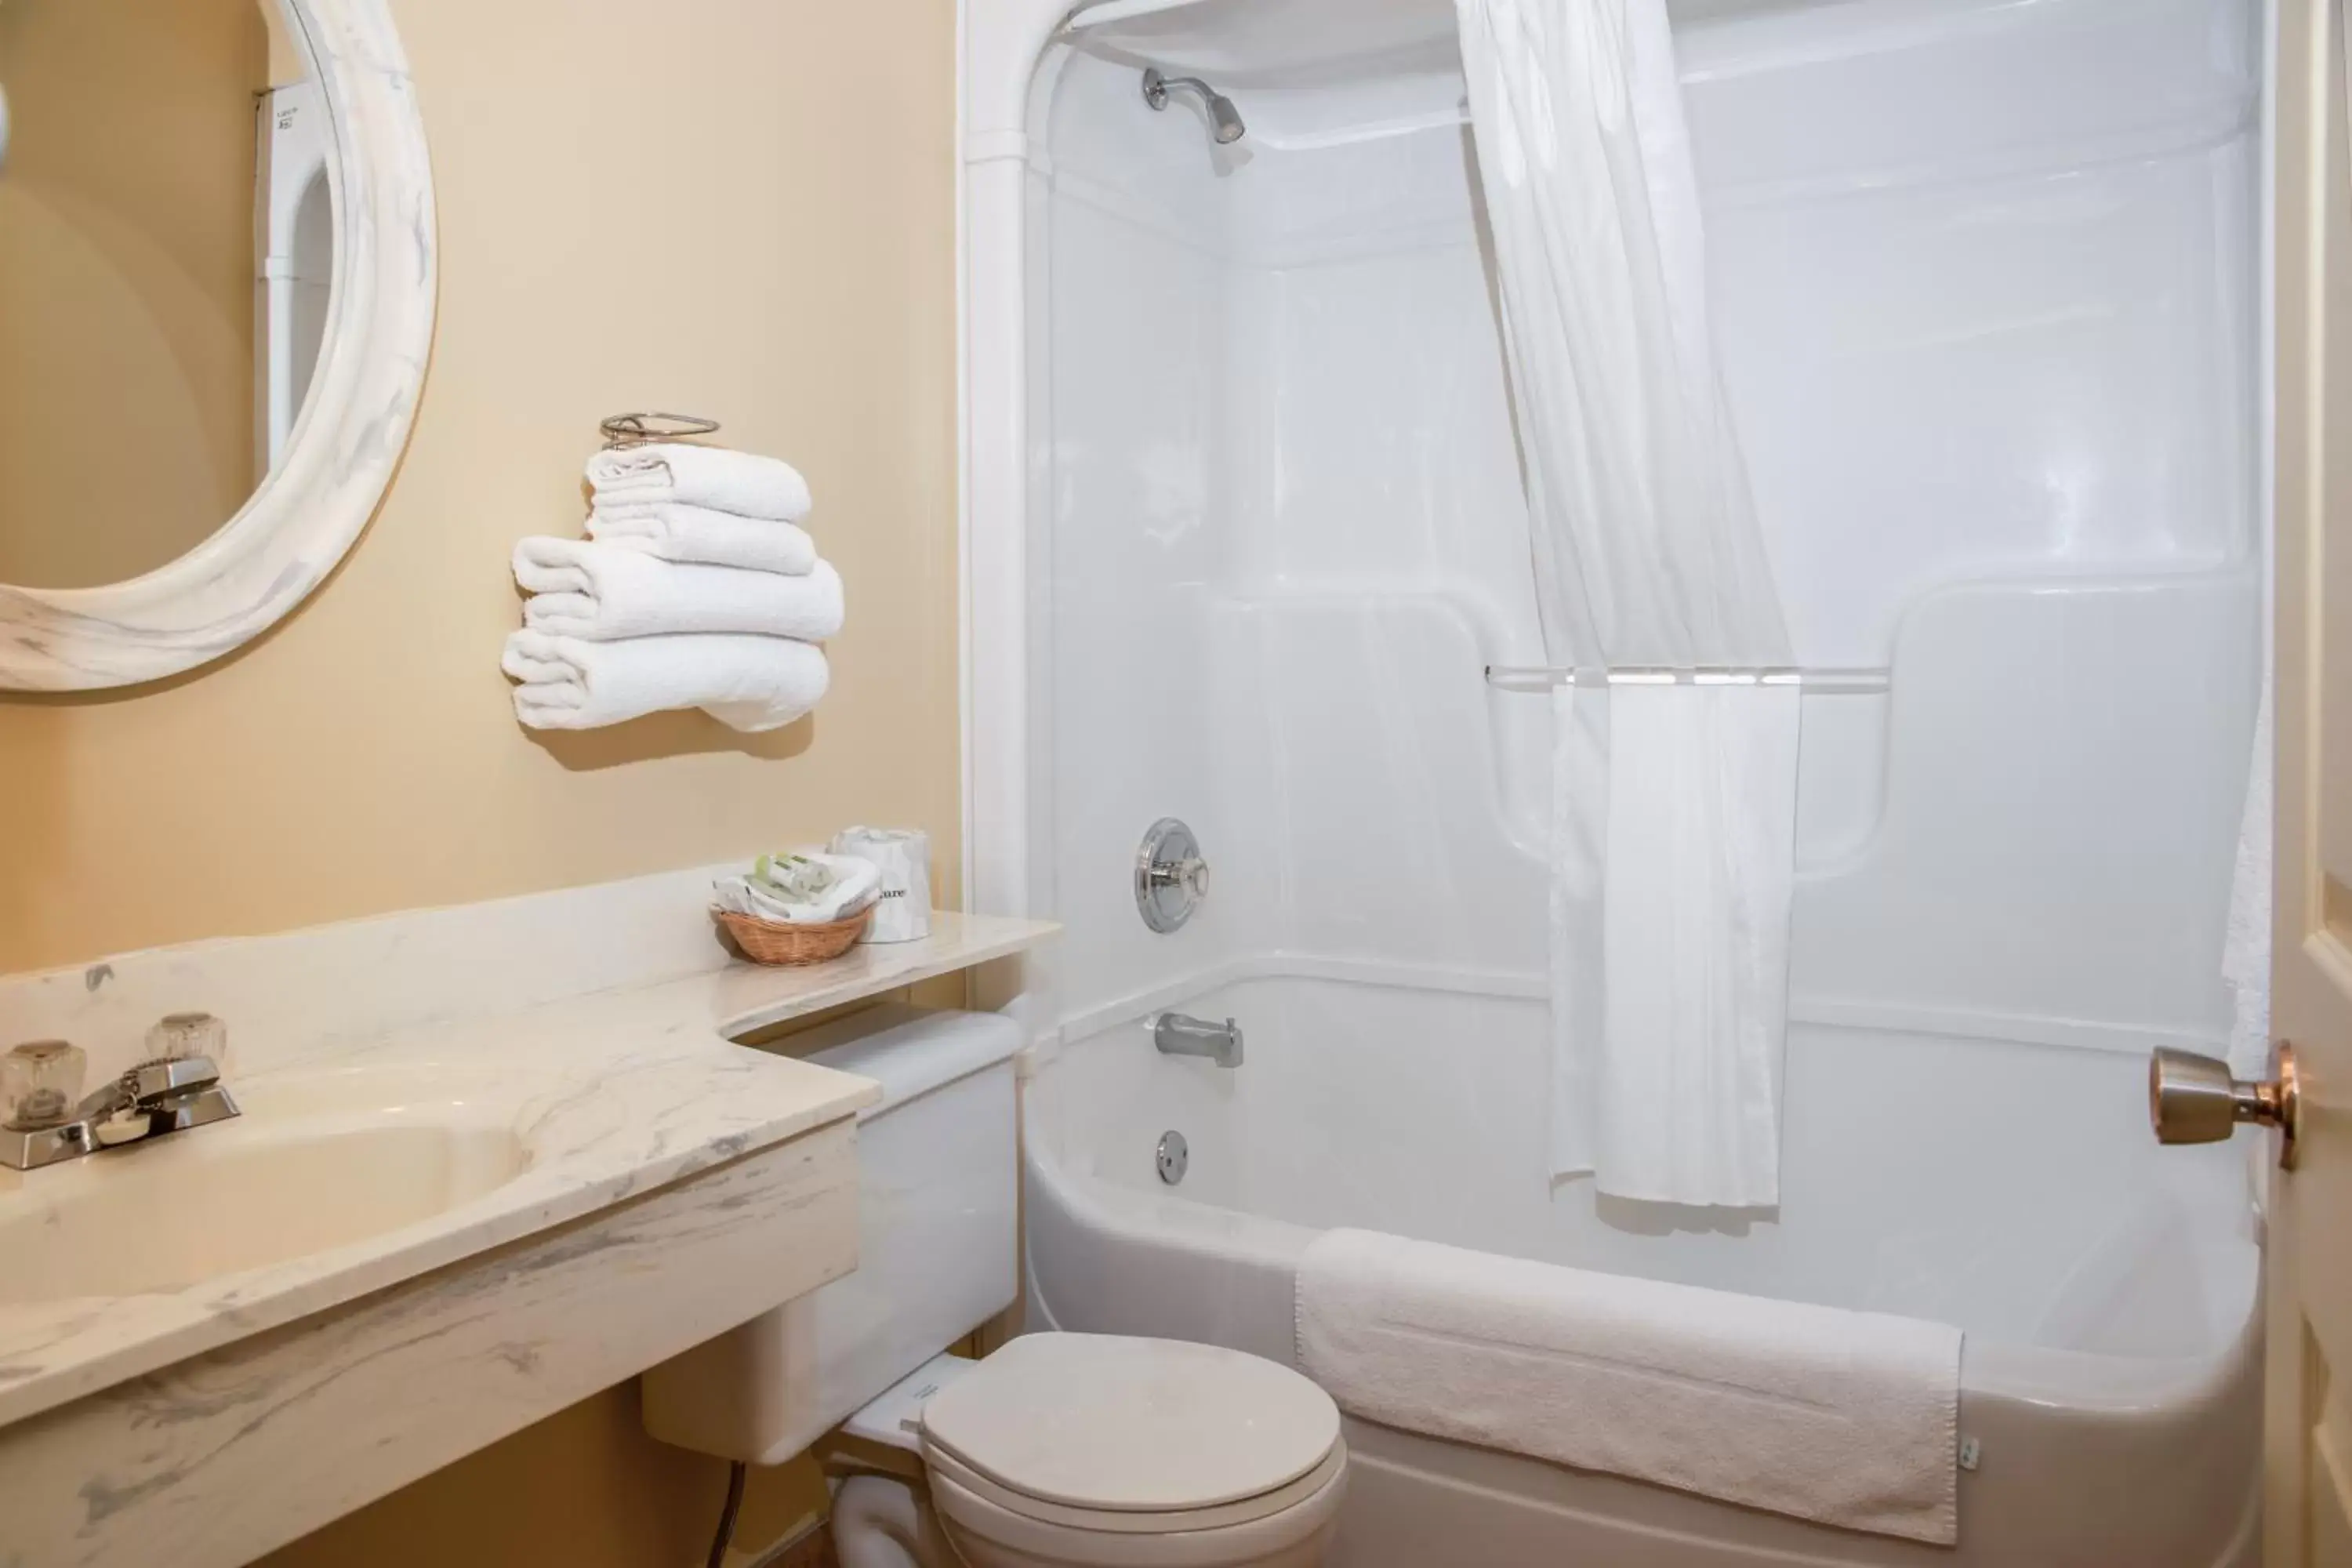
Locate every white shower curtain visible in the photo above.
<box><xmin>1457</xmin><ymin>0</ymin><xmax>1801</xmax><ymax>1207</ymax></box>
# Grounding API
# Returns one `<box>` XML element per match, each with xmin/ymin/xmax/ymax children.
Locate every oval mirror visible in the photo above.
<box><xmin>0</xmin><ymin>0</ymin><xmax>433</xmax><ymax>690</ymax></box>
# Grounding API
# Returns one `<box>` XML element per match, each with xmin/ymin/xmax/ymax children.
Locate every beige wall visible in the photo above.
<box><xmin>0</xmin><ymin>0</ymin><xmax>960</xmax><ymax>1559</ymax></box>
<box><xmin>258</xmin><ymin>1382</ymin><xmax>834</xmax><ymax>1568</ymax></box>
<box><xmin>0</xmin><ymin>0</ymin><xmax>961</xmax><ymax>975</ymax></box>
<box><xmin>263</xmin><ymin>3</ymin><xmax>309</xmax><ymax>86</ymax></box>
<box><xmin>0</xmin><ymin>0</ymin><xmax>267</xmax><ymax>588</ymax></box>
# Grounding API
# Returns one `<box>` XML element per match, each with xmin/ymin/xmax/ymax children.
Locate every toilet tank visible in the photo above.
<box><xmin>641</xmin><ymin>1004</ymin><xmax>1022</xmax><ymax>1465</ymax></box>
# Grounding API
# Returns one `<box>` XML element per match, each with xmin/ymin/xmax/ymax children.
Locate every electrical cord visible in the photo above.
<box><xmin>706</xmin><ymin>1460</ymin><xmax>748</xmax><ymax>1568</ymax></box>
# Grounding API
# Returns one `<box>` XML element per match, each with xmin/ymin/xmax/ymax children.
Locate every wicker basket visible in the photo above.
<box><xmin>716</xmin><ymin>903</ymin><xmax>875</xmax><ymax>967</ymax></box>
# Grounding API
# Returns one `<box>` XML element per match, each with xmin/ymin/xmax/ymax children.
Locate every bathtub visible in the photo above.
<box><xmin>1019</xmin><ymin>971</ymin><xmax>2263</xmax><ymax>1568</ymax></box>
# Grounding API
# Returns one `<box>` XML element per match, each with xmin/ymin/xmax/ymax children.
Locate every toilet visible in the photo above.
<box><xmin>641</xmin><ymin>1006</ymin><xmax>1348</xmax><ymax>1568</ymax></box>
<box><xmin>835</xmin><ymin>1334</ymin><xmax>1346</xmax><ymax>1567</ymax></box>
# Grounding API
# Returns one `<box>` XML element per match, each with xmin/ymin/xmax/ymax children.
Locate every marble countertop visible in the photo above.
<box><xmin>0</xmin><ymin>911</ymin><xmax>1058</xmax><ymax>1431</ymax></box>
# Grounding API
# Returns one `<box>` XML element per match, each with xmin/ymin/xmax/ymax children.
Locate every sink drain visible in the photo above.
<box><xmin>1156</xmin><ymin>1130</ymin><xmax>1189</xmax><ymax>1185</ymax></box>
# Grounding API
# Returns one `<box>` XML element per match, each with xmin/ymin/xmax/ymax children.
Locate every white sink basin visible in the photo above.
<box><xmin>0</xmin><ymin>1112</ymin><xmax>527</xmax><ymax>1305</ymax></box>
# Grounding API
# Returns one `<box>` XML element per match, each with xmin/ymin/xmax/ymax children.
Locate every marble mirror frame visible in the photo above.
<box><xmin>0</xmin><ymin>0</ymin><xmax>435</xmax><ymax>691</ymax></box>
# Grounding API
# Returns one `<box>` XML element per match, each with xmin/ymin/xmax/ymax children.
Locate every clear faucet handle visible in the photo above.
<box><xmin>146</xmin><ymin>1012</ymin><xmax>228</xmax><ymax>1073</ymax></box>
<box><xmin>1174</xmin><ymin>857</ymin><xmax>1210</xmax><ymax>899</ymax></box>
<box><xmin>2</xmin><ymin>1040</ymin><xmax>87</xmax><ymax>1131</ymax></box>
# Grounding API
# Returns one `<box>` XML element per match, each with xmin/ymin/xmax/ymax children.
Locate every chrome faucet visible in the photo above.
<box><xmin>1154</xmin><ymin>1012</ymin><xmax>1243</xmax><ymax>1069</ymax></box>
<box><xmin>0</xmin><ymin>1014</ymin><xmax>241</xmax><ymax>1171</ymax></box>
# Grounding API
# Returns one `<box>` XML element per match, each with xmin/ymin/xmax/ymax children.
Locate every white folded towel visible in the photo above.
<box><xmin>1295</xmin><ymin>1229</ymin><xmax>1962</xmax><ymax>1545</ymax></box>
<box><xmin>587</xmin><ymin>502</ymin><xmax>818</xmax><ymax>577</ymax></box>
<box><xmin>501</xmin><ymin>630</ymin><xmax>828</xmax><ymax>732</ymax></box>
<box><xmin>514</xmin><ymin>537</ymin><xmax>844</xmax><ymax>642</ymax></box>
<box><xmin>585</xmin><ymin>443</ymin><xmax>811</xmax><ymax>521</ymax></box>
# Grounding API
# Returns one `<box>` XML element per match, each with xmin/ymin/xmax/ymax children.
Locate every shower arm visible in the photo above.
<box><xmin>1142</xmin><ymin>67</ymin><xmax>1246</xmax><ymax>144</ymax></box>
<box><xmin>1142</xmin><ymin>68</ymin><xmax>1216</xmax><ymax>108</ymax></box>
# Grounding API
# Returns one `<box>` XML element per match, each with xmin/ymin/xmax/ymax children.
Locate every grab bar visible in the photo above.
<box><xmin>1484</xmin><ymin>664</ymin><xmax>1890</xmax><ymax>695</ymax></box>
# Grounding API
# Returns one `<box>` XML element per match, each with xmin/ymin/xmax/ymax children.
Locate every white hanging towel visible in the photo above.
<box><xmin>1296</xmin><ymin>1229</ymin><xmax>1962</xmax><ymax>1545</ymax></box>
<box><xmin>588</xmin><ymin>502</ymin><xmax>819</xmax><ymax>577</ymax></box>
<box><xmin>585</xmin><ymin>442</ymin><xmax>812</xmax><ymax>521</ymax></box>
<box><xmin>514</xmin><ymin>537</ymin><xmax>844</xmax><ymax>642</ymax></box>
<box><xmin>1598</xmin><ymin>683</ymin><xmax>1799</xmax><ymax>1205</ymax></box>
<box><xmin>501</xmin><ymin>630</ymin><xmax>828</xmax><ymax>732</ymax></box>
<box><xmin>1457</xmin><ymin>0</ymin><xmax>1801</xmax><ymax>1205</ymax></box>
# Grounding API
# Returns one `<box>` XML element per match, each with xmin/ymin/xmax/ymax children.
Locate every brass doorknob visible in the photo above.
<box><xmin>2149</xmin><ymin>1043</ymin><xmax>2300</xmax><ymax>1169</ymax></box>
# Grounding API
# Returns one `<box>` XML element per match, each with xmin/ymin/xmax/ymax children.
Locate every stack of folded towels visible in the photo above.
<box><xmin>501</xmin><ymin>443</ymin><xmax>842</xmax><ymax>731</ymax></box>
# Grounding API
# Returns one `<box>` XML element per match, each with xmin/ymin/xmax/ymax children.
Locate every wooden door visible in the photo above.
<box><xmin>2269</xmin><ymin>2</ymin><xmax>2352</xmax><ymax>1559</ymax></box>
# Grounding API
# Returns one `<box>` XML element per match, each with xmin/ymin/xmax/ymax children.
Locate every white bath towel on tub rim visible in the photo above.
<box><xmin>1295</xmin><ymin>1228</ymin><xmax>1962</xmax><ymax>1545</ymax></box>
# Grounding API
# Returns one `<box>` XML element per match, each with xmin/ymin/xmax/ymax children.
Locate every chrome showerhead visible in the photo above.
<box><xmin>1142</xmin><ymin>66</ymin><xmax>1246</xmax><ymax>146</ymax></box>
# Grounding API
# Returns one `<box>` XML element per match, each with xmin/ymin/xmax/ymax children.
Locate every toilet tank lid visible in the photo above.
<box><xmin>795</xmin><ymin>1005</ymin><xmax>1023</xmax><ymax>1121</ymax></box>
<box><xmin>920</xmin><ymin>1334</ymin><xmax>1341</xmax><ymax>1513</ymax></box>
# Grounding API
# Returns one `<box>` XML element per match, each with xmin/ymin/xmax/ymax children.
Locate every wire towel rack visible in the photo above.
<box><xmin>598</xmin><ymin>412</ymin><xmax>721</xmax><ymax>450</ymax></box>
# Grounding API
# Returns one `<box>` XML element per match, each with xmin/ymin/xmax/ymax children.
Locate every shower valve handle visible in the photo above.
<box><xmin>1149</xmin><ymin>855</ymin><xmax>1210</xmax><ymax>899</ymax></box>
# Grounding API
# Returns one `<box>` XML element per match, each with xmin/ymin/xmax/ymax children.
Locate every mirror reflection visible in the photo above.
<box><xmin>0</xmin><ymin>0</ymin><xmax>335</xmax><ymax>589</ymax></box>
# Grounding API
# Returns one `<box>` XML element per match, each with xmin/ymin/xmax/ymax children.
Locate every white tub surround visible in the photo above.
<box><xmin>965</xmin><ymin>0</ymin><xmax>2261</xmax><ymax>1561</ymax></box>
<box><xmin>965</xmin><ymin>0</ymin><xmax>2261</xmax><ymax>1067</ymax></box>
<box><xmin>0</xmin><ymin>869</ymin><xmax>1057</xmax><ymax>1567</ymax></box>
<box><xmin>1457</xmin><ymin>0</ymin><xmax>1800</xmax><ymax>1205</ymax></box>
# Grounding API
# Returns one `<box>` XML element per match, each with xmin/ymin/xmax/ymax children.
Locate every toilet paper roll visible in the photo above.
<box><xmin>829</xmin><ymin>826</ymin><xmax>931</xmax><ymax>943</ymax></box>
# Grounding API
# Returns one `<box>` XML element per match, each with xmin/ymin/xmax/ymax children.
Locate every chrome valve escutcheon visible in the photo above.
<box><xmin>1136</xmin><ymin>818</ymin><xmax>1210</xmax><ymax>933</ymax></box>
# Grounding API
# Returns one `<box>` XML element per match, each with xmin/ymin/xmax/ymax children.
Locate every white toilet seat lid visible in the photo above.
<box><xmin>919</xmin><ymin>1334</ymin><xmax>1341</xmax><ymax>1514</ymax></box>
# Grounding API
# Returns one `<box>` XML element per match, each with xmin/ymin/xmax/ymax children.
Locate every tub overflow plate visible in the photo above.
<box><xmin>1156</xmin><ymin>1130</ymin><xmax>1189</xmax><ymax>1185</ymax></box>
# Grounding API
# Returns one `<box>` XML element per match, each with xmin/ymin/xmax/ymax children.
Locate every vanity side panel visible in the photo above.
<box><xmin>0</xmin><ymin>1120</ymin><xmax>858</xmax><ymax>1568</ymax></box>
